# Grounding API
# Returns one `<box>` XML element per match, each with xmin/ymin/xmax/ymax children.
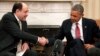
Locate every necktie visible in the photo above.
<box><xmin>75</xmin><ymin>23</ymin><xmax>80</xmax><ymax>39</ymax></box>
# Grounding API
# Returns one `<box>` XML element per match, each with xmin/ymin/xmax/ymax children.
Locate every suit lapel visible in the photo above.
<box><xmin>13</xmin><ymin>12</ymin><xmax>27</xmax><ymax>31</ymax></box>
<box><xmin>67</xmin><ymin>19</ymin><xmax>72</xmax><ymax>33</ymax></box>
<box><xmin>82</xmin><ymin>18</ymin><xmax>88</xmax><ymax>41</ymax></box>
<box><xmin>21</xmin><ymin>21</ymin><xmax>27</xmax><ymax>31</ymax></box>
<box><xmin>12</xmin><ymin>13</ymin><xmax>20</xmax><ymax>28</ymax></box>
<box><xmin>67</xmin><ymin>19</ymin><xmax>73</xmax><ymax>39</ymax></box>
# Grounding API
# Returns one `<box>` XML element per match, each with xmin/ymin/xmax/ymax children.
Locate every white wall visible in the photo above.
<box><xmin>0</xmin><ymin>2</ymin><xmax>71</xmax><ymax>25</ymax></box>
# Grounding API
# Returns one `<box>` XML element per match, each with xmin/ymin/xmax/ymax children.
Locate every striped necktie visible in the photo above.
<box><xmin>75</xmin><ymin>23</ymin><xmax>80</xmax><ymax>39</ymax></box>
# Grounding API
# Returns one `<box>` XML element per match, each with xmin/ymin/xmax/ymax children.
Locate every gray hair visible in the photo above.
<box><xmin>72</xmin><ymin>4</ymin><xmax>84</xmax><ymax>14</ymax></box>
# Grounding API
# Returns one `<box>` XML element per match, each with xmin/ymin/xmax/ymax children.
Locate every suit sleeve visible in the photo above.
<box><xmin>48</xmin><ymin>21</ymin><xmax>65</xmax><ymax>46</ymax></box>
<box><xmin>55</xmin><ymin>21</ymin><xmax>65</xmax><ymax>40</ymax></box>
<box><xmin>91</xmin><ymin>20</ymin><xmax>100</xmax><ymax>47</ymax></box>
<box><xmin>92</xmin><ymin>20</ymin><xmax>100</xmax><ymax>38</ymax></box>
<box><xmin>2</xmin><ymin>13</ymin><xmax>38</xmax><ymax>44</ymax></box>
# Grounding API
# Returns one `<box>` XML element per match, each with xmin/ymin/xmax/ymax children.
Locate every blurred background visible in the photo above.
<box><xmin>0</xmin><ymin>0</ymin><xmax>100</xmax><ymax>56</ymax></box>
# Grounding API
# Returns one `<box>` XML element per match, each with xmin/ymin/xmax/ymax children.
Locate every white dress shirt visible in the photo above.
<box><xmin>71</xmin><ymin>18</ymin><xmax>84</xmax><ymax>41</ymax></box>
<box><xmin>14</xmin><ymin>14</ymin><xmax>25</xmax><ymax>56</ymax></box>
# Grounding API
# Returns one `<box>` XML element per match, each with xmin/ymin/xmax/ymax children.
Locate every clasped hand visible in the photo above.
<box><xmin>38</xmin><ymin>37</ymin><xmax>48</xmax><ymax>46</ymax></box>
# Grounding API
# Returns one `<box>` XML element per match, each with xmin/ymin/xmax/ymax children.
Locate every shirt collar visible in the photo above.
<box><xmin>14</xmin><ymin>14</ymin><xmax>20</xmax><ymax>22</ymax></box>
<box><xmin>77</xmin><ymin>17</ymin><xmax>82</xmax><ymax>25</ymax></box>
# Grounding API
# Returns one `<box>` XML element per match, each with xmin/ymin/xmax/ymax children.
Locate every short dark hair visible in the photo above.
<box><xmin>72</xmin><ymin>4</ymin><xmax>84</xmax><ymax>14</ymax></box>
<box><xmin>12</xmin><ymin>2</ymin><xmax>22</xmax><ymax>13</ymax></box>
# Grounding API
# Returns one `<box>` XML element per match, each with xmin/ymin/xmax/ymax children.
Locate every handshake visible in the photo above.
<box><xmin>38</xmin><ymin>37</ymin><xmax>49</xmax><ymax>46</ymax></box>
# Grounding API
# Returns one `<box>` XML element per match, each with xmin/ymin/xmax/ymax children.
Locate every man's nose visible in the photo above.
<box><xmin>26</xmin><ymin>13</ymin><xmax>28</xmax><ymax>17</ymax></box>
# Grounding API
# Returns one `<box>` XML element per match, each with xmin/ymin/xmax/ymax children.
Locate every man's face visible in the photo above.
<box><xmin>17</xmin><ymin>3</ymin><xmax>29</xmax><ymax>21</ymax></box>
<box><xmin>70</xmin><ymin>10</ymin><xmax>83</xmax><ymax>23</ymax></box>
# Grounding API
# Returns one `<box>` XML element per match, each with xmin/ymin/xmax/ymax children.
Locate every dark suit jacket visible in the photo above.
<box><xmin>0</xmin><ymin>12</ymin><xmax>38</xmax><ymax>52</ymax></box>
<box><xmin>48</xmin><ymin>17</ymin><xmax>100</xmax><ymax>56</ymax></box>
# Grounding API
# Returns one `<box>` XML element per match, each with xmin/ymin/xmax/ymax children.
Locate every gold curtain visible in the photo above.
<box><xmin>82</xmin><ymin>0</ymin><xmax>100</xmax><ymax>19</ymax></box>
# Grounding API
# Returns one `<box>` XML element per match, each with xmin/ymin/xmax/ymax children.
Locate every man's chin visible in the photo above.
<box><xmin>71</xmin><ymin>19</ymin><xmax>76</xmax><ymax>23</ymax></box>
<box><xmin>23</xmin><ymin>19</ymin><xmax>26</xmax><ymax>21</ymax></box>
<box><xmin>21</xmin><ymin>19</ymin><xmax>26</xmax><ymax>21</ymax></box>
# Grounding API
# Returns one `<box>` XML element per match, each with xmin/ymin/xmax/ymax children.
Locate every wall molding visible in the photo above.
<box><xmin>0</xmin><ymin>0</ymin><xmax>85</xmax><ymax>2</ymax></box>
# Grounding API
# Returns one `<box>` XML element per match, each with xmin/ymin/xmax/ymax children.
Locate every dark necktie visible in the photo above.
<box><xmin>75</xmin><ymin>23</ymin><xmax>80</xmax><ymax>39</ymax></box>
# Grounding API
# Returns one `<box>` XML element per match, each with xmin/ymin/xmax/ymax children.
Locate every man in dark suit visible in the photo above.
<box><xmin>46</xmin><ymin>4</ymin><xmax>100</xmax><ymax>56</ymax></box>
<box><xmin>0</xmin><ymin>2</ymin><xmax>47</xmax><ymax>56</ymax></box>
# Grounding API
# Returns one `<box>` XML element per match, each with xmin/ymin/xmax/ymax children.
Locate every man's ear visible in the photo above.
<box><xmin>16</xmin><ymin>9</ymin><xmax>20</xmax><ymax>13</ymax></box>
<box><xmin>82</xmin><ymin>13</ymin><xmax>84</xmax><ymax>16</ymax></box>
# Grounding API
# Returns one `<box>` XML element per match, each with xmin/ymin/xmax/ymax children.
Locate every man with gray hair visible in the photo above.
<box><xmin>45</xmin><ymin>4</ymin><xmax>100</xmax><ymax>56</ymax></box>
